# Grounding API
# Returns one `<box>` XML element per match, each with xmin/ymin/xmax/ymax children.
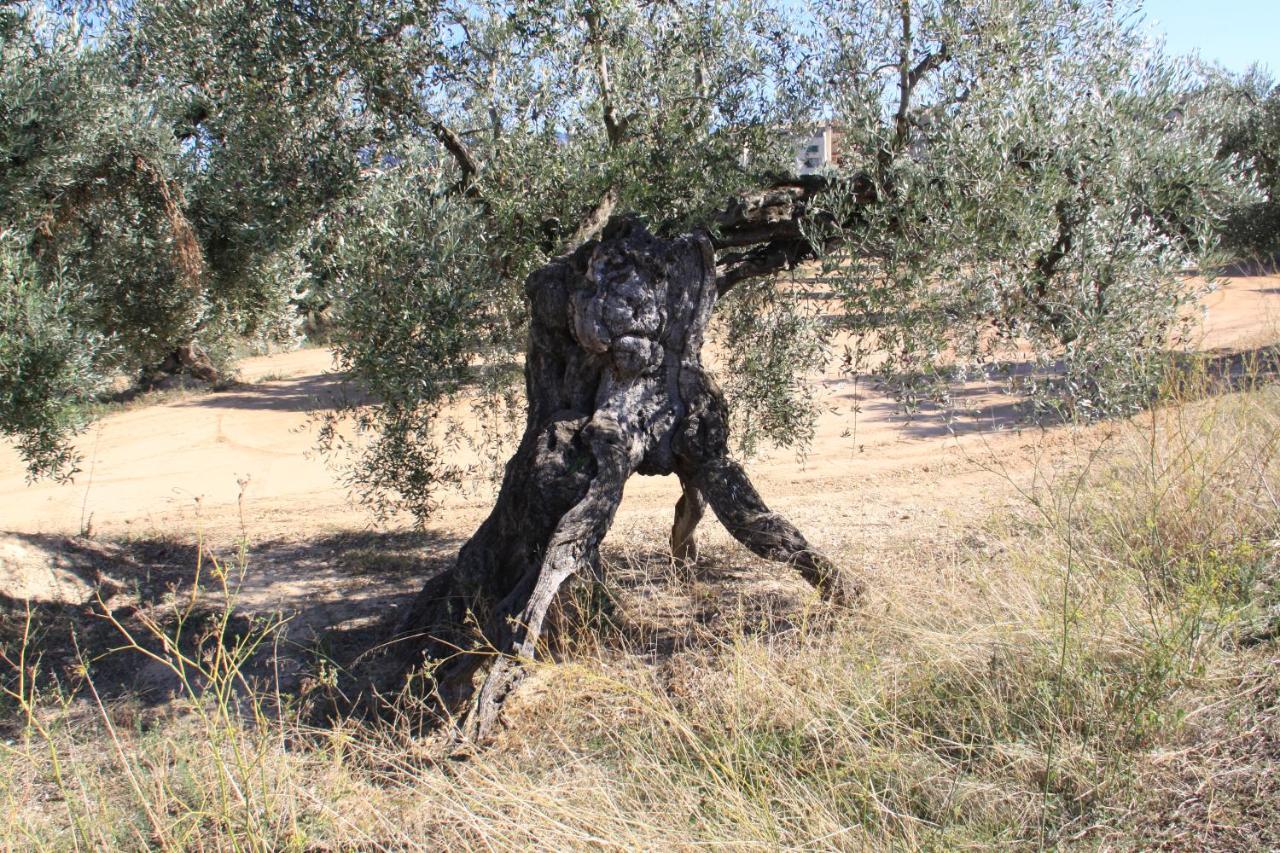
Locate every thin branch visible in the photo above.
<box><xmin>429</xmin><ymin>120</ymin><xmax>481</xmax><ymax>183</ymax></box>
<box><xmin>885</xmin><ymin>1</ymin><xmax>949</xmax><ymax>163</ymax></box>
<box><xmin>1027</xmin><ymin>195</ymin><xmax>1083</xmax><ymax>339</ymax></box>
<box><xmin>907</xmin><ymin>45</ymin><xmax>949</xmax><ymax>92</ymax></box>
<box><xmin>427</xmin><ymin>118</ymin><xmax>499</xmax><ymax>220</ymax></box>
<box><xmin>584</xmin><ymin>9</ymin><xmax>626</xmax><ymax>147</ymax></box>
<box><xmin>715</xmin><ymin>238</ymin><xmax>817</xmax><ymax>295</ymax></box>
<box><xmin>892</xmin><ymin>0</ymin><xmax>914</xmax><ymax>153</ymax></box>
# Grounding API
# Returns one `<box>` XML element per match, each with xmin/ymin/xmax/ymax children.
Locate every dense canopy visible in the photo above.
<box><xmin>0</xmin><ymin>0</ymin><xmax>1270</xmax><ymax>517</ymax></box>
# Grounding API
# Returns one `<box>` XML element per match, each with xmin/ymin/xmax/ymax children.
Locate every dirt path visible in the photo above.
<box><xmin>1</xmin><ymin>276</ymin><xmax>1277</xmax><ymax>650</ymax></box>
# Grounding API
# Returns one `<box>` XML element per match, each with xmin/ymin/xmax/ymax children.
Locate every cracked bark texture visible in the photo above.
<box><xmin>390</xmin><ymin>182</ymin><xmax>858</xmax><ymax>741</ymax></box>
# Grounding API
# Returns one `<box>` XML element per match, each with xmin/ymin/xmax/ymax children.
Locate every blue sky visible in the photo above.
<box><xmin>1141</xmin><ymin>0</ymin><xmax>1279</xmax><ymax>75</ymax></box>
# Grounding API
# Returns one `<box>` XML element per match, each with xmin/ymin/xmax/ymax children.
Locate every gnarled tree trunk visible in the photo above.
<box><xmin>388</xmin><ymin>181</ymin><xmax>859</xmax><ymax>740</ymax></box>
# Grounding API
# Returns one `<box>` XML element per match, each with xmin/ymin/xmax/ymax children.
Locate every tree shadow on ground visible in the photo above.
<box><xmin>854</xmin><ymin>394</ymin><xmax>1032</xmax><ymax>441</ymax></box>
<box><xmin>251</xmin><ymin>529</ymin><xmax>461</xmax><ymax>686</ymax></box>
<box><xmin>1185</xmin><ymin>344</ymin><xmax>1280</xmax><ymax>388</ymax></box>
<box><xmin>1</xmin><ymin>524</ymin><xmax>846</xmax><ymax>738</ymax></box>
<box><xmin>8</xmin><ymin>346</ymin><xmax>1274</xmax><ymax>730</ymax></box>
<box><xmin>175</xmin><ymin>360</ymin><xmax>517</xmax><ymax>415</ymax></box>
<box><xmin>824</xmin><ymin>344</ymin><xmax>1280</xmax><ymax>442</ymax></box>
<box><xmin>0</xmin><ymin>529</ymin><xmax>460</xmax><ymax>726</ymax></box>
<box><xmin>1215</xmin><ymin>256</ymin><xmax>1280</xmax><ymax>277</ymax></box>
<box><xmin>174</xmin><ymin>373</ymin><xmax>366</xmax><ymax>413</ymax></box>
<box><xmin>297</xmin><ymin>538</ymin><xmax>841</xmax><ymax>729</ymax></box>
<box><xmin>555</xmin><ymin>543</ymin><xmax>836</xmax><ymax>664</ymax></box>
<box><xmin>0</xmin><ymin>532</ymin><xmax>208</xmax><ymax>733</ymax></box>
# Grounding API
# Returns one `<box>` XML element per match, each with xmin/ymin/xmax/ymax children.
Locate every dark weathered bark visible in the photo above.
<box><xmin>712</xmin><ymin>173</ymin><xmax>874</xmax><ymax>293</ymax></box>
<box><xmin>388</xmin><ymin>186</ymin><xmax>860</xmax><ymax>740</ymax></box>
<box><xmin>146</xmin><ymin>340</ymin><xmax>219</xmax><ymax>387</ymax></box>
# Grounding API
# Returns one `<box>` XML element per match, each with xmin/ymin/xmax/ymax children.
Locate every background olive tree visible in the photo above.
<box><xmin>1207</xmin><ymin>65</ymin><xmax>1280</xmax><ymax>261</ymax></box>
<box><xmin>775</xmin><ymin>0</ymin><xmax>1256</xmax><ymax>423</ymax></box>
<box><xmin>1</xmin><ymin>0</ymin><xmax>377</xmax><ymax>477</ymax></box>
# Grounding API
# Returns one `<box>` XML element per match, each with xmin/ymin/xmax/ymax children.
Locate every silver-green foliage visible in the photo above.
<box><xmin>1209</xmin><ymin>66</ymin><xmax>1280</xmax><ymax>259</ymax></box>
<box><xmin>0</xmin><ymin>1</ymin><xmax>432</xmax><ymax>478</ymax></box>
<box><xmin>0</xmin><ymin>0</ymin><xmax>1263</xmax><ymax>522</ymax></box>
<box><xmin>314</xmin><ymin>160</ymin><xmax>518</xmax><ymax>521</ymax></box>
<box><xmin>1</xmin><ymin>7</ymin><xmax>200</xmax><ymax>478</ymax></box>
<box><xmin>805</xmin><ymin>0</ymin><xmax>1257</xmax><ymax>419</ymax></box>
<box><xmin>0</xmin><ymin>230</ymin><xmax>97</xmax><ymax>480</ymax></box>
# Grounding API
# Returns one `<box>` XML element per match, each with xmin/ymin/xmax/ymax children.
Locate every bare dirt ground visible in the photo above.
<box><xmin>2</xmin><ymin>275</ymin><xmax>1278</xmax><ymax>697</ymax></box>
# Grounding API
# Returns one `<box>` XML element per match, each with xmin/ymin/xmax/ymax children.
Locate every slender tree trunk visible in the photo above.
<box><xmin>389</xmin><ymin>200</ymin><xmax>858</xmax><ymax>741</ymax></box>
<box><xmin>670</xmin><ymin>475</ymin><xmax>705</xmax><ymax>565</ymax></box>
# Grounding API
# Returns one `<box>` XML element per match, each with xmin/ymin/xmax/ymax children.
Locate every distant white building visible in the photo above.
<box><xmin>794</xmin><ymin>123</ymin><xmax>843</xmax><ymax>174</ymax></box>
<box><xmin>737</xmin><ymin>122</ymin><xmax>846</xmax><ymax>174</ymax></box>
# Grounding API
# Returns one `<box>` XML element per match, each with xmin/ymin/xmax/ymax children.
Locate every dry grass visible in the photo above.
<box><xmin>2</xmin><ymin>375</ymin><xmax>1278</xmax><ymax>850</ymax></box>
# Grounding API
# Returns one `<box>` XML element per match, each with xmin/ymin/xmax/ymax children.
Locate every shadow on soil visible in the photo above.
<box><xmin>4</xmin><ymin>344</ymin><xmax>1275</xmax><ymax>733</ymax></box>
<box><xmin>1190</xmin><ymin>343</ymin><xmax>1280</xmax><ymax>385</ymax></box>
<box><xmin>1216</xmin><ymin>256</ymin><xmax>1280</xmax><ymax>277</ymax></box>
<box><xmin>175</xmin><ymin>372</ymin><xmax>366</xmax><ymax>413</ymax></box>
<box><xmin>823</xmin><ymin>344</ymin><xmax>1280</xmax><ymax>441</ymax></box>
<box><xmin>1</xmin><ymin>522</ymin><xmax>833</xmax><ymax>736</ymax></box>
<box><xmin>0</xmin><ymin>529</ymin><xmax>460</xmax><ymax>730</ymax></box>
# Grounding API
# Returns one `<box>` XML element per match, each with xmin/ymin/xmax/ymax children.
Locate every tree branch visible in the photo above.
<box><xmin>429</xmin><ymin>120</ymin><xmax>481</xmax><ymax>184</ymax></box>
<box><xmin>907</xmin><ymin>45</ymin><xmax>948</xmax><ymax>92</ymax></box>
<box><xmin>709</xmin><ymin>173</ymin><xmax>875</xmax><ymax>294</ymax></box>
<box><xmin>584</xmin><ymin>9</ymin><xmax>626</xmax><ymax>147</ymax></box>
<box><xmin>1027</xmin><ymin>196</ymin><xmax>1082</xmax><ymax>339</ymax></box>
<box><xmin>886</xmin><ymin>1</ymin><xmax>949</xmax><ymax>164</ymax></box>
<box><xmin>562</xmin><ymin>188</ymin><xmax>619</xmax><ymax>253</ymax></box>
<box><xmin>710</xmin><ymin>175</ymin><xmax>830</xmax><ymax>248</ymax></box>
<box><xmin>892</xmin><ymin>0</ymin><xmax>914</xmax><ymax>153</ymax></box>
<box><xmin>715</xmin><ymin>239</ymin><xmax>816</xmax><ymax>294</ymax></box>
<box><xmin>363</xmin><ymin>79</ymin><xmax>491</xmax><ymax>211</ymax></box>
<box><xmin>427</xmin><ymin>118</ymin><xmax>501</xmax><ymax>223</ymax></box>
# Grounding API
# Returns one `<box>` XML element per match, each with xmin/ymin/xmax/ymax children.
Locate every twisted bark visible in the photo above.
<box><xmin>389</xmin><ymin>182</ymin><xmax>860</xmax><ymax>740</ymax></box>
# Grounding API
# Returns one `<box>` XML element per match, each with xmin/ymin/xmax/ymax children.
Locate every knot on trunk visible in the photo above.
<box><xmin>569</xmin><ymin>221</ymin><xmax>669</xmax><ymax>378</ymax></box>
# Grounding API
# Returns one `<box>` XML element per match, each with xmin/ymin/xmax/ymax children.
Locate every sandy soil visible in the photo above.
<box><xmin>1</xmin><ymin>275</ymin><xmax>1277</xmax><ymax>653</ymax></box>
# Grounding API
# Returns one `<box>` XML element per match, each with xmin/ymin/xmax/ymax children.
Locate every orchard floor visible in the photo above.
<box><xmin>2</xmin><ymin>274</ymin><xmax>1279</xmax><ymax>687</ymax></box>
